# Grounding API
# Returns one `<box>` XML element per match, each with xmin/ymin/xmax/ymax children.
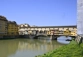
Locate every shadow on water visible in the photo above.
<box><xmin>57</xmin><ymin>36</ymin><xmax>72</xmax><ymax>44</ymax></box>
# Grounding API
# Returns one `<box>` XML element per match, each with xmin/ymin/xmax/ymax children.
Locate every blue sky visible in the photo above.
<box><xmin>0</xmin><ymin>0</ymin><xmax>76</xmax><ymax>26</ymax></box>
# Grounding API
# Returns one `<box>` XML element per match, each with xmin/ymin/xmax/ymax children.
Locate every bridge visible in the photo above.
<box><xmin>36</xmin><ymin>33</ymin><xmax>47</xmax><ymax>36</ymax></box>
<box><xmin>29</xmin><ymin>32</ymin><xmax>76</xmax><ymax>40</ymax></box>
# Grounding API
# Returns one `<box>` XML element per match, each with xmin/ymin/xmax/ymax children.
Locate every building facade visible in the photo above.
<box><xmin>18</xmin><ymin>24</ymin><xmax>77</xmax><ymax>36</ymax></box>
<box><xmin>0</xmin><ymin>16</ymin><xmax>8</xmax><ymax>38</ymax></box>
<box><xmin>77</xmin><ymin>0</ymin><xmax>83</xmax><ymax>35</ymax></box>
<box><xmin>18</xmin><ymin>24</ymin><xmax>30</xmax><ymax>35</ymax></box>
<box><xmin>7</xmin><ymin>21</ymin><xmax>18</xmax><ymax>36</ymax></box>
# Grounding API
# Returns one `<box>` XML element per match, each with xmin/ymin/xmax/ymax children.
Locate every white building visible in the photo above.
<box><xmin>18</xmin><ymin>24</ymin><xmax>30</xmax><ymax>35</ymax></box>
<box><xmin>77</xmin><ymin>0</ymin><xmax>83</xmax><ymax>35</ymax></box>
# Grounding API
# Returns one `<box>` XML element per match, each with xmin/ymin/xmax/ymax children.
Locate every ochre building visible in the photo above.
<box><xmin>0</xmin><ymin>16</ymin><xmax>8</xmax><ymax>38</ymax></box>
<box><xmin>7</xmin><ymin>21</ymin><xmax>18</xmax><ymax>36</ymax></box>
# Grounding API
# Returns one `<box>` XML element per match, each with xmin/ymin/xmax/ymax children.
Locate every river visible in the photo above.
<box><xmin>0</xmin><ymin>36</ymin><xmax>71</xmax><ymax>57</ymax></box>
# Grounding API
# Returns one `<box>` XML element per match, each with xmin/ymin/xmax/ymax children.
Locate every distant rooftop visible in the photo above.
<box><xmin>8</xmin><ymin>21</ymin><xmax>16</xmax><ymax>23</ymax></box>
<box><xmin>0</xmin><ymin>15</ymin><xmax>8</xmax><ymax>21</ymax></box>
<box><xmin>8</xmin><ymin>21</ymin><xmax>18</xmax><ymax>26</ymax></box>
<box><xmin>36</xmin><ymin>25</ymin><xmax>76</xmax><ymax>27</ymax></box>
<box><xmin>19</xmin><ymin>25</ymin><xmax>77</xmax><ymax>28</ymax></box>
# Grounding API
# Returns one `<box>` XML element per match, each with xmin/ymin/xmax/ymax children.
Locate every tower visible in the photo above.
<box><xmin>77</xmin><ymin>0</ymin><xmax>83</xmax><ymax>35</ymax></box>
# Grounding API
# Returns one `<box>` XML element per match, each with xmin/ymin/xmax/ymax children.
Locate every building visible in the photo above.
<box><xmin>77</xmin><ymin>0</ymin><xmax>83</xmax><ymax>35</ymax></box>
<box><xmin>63</xmin><ymin>29</ymin><xmax>71</xmax><ymax>36</ymax></box>
<box><xmin>0</xmin><ymin>16</ymin><xmax>8</xmax><ymax>38</ymax></box>
<box><xmin>7</xmin><ymin>21</ymin><xmax>18</xmax><ymax>36</ymax></box>
<box><xmin>18</xmin><ymin>24</ymin><xmax>30</xmax><ymax>35</ymax></box>
<box><xmin>18</xmin><ymin>24</ymin><xmax>77</xmax><ymax>36</ymax></box>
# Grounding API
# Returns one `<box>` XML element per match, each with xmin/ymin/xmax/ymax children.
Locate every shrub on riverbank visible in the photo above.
<box><xmin>36</xmin><ymin>40</ymin><xmax>83</xmax><ymax>57</ymax></box>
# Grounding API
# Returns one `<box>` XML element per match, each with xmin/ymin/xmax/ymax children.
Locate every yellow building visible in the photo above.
<box><xmin>71</xmin><ymin>29</ymin><xmax>77</xmax><ymax>36</ymax></box>
<box><xmin>7</xmin><ymin>21</ymin><xmax>18</xmax><ymax>36</ymax></box>
<box><xmin>55</xmin><ymin>29</ymin><xmax>59</xmax><ymax>35</ymax></box>
<box><xmin>0</xmin><ymin>16</ymin><xmax>8</xmax><ymax>37</ymax></box>
<box><xmin>63</xmin><ymin>29</ymin><xmax>71</xmax><ymax>36</ymax></box>
<box><xmin>47</xmin><ymin>31</ymin><xmax>50</xmax><ymax>35</ymax></box>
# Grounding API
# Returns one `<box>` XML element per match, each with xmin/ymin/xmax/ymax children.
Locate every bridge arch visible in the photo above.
<box><xmin>39</xmin><ymin>30</ymin><xmax>43</xmax><ymax>33</ymax></box>
<box><xmin>43</xmin><ymin>30</ymin><xmax>47</xmax><ymax>34</ymax></box>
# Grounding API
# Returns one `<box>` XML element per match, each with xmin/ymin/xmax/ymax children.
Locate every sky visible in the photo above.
<box><xmin>0</xmin><ymin>0</ymin><xmax>76</xmax><ymax>26</ymax></box>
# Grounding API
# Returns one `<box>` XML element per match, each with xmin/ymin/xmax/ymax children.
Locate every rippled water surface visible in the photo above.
<box><xmin>0</xmin><ymin>36</ymin><xmax>71</xmax><ymax>57</ymax></box>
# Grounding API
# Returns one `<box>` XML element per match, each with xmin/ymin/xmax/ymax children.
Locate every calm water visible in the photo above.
<box><xmin>0</xmin><ymin>36</ymin><xmax>71</xmax><ymax>57</ymax></box>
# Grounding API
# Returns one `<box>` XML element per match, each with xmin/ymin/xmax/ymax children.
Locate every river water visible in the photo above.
<box><xmin>0</xmin><ymin>36</ymin><xmax>71</xmax><ymax>57</ymax></box>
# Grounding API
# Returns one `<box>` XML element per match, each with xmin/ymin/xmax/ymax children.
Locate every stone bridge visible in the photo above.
<box><xmin>30</xmin><ymin>33</ymin><xmax>76</xmax><ymax>40</ymax></box>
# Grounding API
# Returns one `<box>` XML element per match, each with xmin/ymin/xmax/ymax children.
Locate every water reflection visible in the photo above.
<box><xmin>0</xmin><ymin>39</ymin><xmax>19</xmax><ymax>57</ymax></box>
<box><xmin>57</xmin><ymin>36</ymin><xmax>71</xmax><ymax>44</ymax></box>
<box><xmin>17</xmin><ymin>39</ymin><xmax>63</xmax><ymax>51</ymax></box>
<box><xmin>0</xmin><ymin>37</ymin><xmax>67</xmax><ymax>57</ymax></box>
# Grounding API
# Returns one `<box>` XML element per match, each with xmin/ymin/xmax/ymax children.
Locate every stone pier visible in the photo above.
<box><xmin>76</xmin><ymin>35</ymin><xmax>83</xmax><ymax>44</ymax></box>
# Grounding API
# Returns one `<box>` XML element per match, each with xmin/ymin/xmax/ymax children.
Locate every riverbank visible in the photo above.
<box><xmin>0</xmin><ymin>35</ymin><xmax>29</xmax><ymax>39</ymax></box>
<box><xmin>36</xmin><ymin>40</ymin><xmax>83</xmax><ymax>57</ymax></box>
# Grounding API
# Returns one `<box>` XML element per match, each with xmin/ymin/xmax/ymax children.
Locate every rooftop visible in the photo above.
<box><xmin>0</xmin><ymin>15</ymin><xmax>8</xmax><ymax>21</ymax></box>
<box><xmin>8</xmin><ymin>21</ymin><xmax>18</xmax><ymax>26</ymax></box>
<box><xmin>19</xmin><ymin>25</ymin><xmax>77</xmax><ymax>28</ymax></box>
